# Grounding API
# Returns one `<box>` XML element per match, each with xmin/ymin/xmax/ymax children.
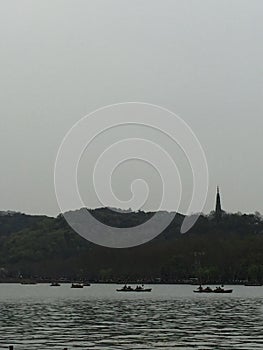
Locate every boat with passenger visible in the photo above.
<box><xmin>117</xmin><ymin>285</ymin><xmax>152</xmax><ymax>292</ymax></box>
<box><xmin>50</xmin><ymin>282</ymin><xmax>61</xmax><ymax>287</ymax></box>
<box><xmin>194</xmin><ymin>285</ymin><xmax>233</xmax><ymax>294</ymax></box>
<box><xmin>71</xmin><ymin>283</ymin><xmax>84</xmax><ymax>289</ymax></box>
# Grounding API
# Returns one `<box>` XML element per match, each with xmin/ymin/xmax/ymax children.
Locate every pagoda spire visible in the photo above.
<box><xmin>215</xmin><ymin>186</ymin><xmax>222</xmax><ymax>220</ymax></box>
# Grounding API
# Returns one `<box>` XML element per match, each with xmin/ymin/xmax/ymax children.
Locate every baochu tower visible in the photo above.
<box><xmin>215</xmin><ymin>186</ymin><xmax>223</xmax><ymax>220</ymax></box>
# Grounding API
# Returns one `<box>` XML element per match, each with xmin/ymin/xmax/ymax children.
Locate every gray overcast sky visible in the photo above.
<box><xmin>0</xmin><ymin>0</ymin><xmax>262</xmax><ymax>216</ymax></box>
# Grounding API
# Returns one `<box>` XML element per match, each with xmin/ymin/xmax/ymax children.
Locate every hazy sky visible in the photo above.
<box><xmin>0</xmin><ymin>0</ymin><xmax>263</xmax><ymax>216</ymax></box>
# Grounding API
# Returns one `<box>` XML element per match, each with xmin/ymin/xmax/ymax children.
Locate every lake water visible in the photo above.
<box><xmin>0</xmin><ymin>284</ymin><xmax>263</xmax><ymax>349</ymax></box>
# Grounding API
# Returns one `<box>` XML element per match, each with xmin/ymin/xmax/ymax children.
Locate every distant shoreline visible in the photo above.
<box><xmin>0</xmin><ymin>280</ymin><xmax>252</xmax><ymax>286</ymax></box>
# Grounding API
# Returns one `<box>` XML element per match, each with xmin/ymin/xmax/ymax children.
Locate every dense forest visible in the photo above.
<box><xmin>1</xmin><ymin>208</ymin><xmax>263</xmax><ymax>284</ymax></box>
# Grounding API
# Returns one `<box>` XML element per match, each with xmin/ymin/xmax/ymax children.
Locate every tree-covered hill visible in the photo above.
<box><xmin>0</xmin><ymin>209</ymin><xmax>263</xmax><ymax>283</ymax></box>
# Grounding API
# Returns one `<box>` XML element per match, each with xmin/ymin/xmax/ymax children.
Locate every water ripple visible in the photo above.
<box><xmin>0</xmin><ymin>285</ymin><xmax>263</xmax><ymax>349</ymax></box>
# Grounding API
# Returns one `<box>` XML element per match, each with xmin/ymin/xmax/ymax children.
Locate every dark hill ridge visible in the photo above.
<box><xmin>64</xmin><ymin>207</ymin><xmax>184</xmax><ymax>229</ymax></box>
<box><xmin>0</xmin><ymin>212</ymin><xmax>52</xmax><ymax>236</ymax></box>
<box><xmin>0</xmin><ymin>208</ymin><xmax>263</xmax><ymax>283</ymax></box>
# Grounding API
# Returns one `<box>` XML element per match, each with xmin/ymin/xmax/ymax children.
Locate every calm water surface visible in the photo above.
<box><xmin>0</xmin><ymin>284</ymin><xmax>263</xmax><ymax>349</ymax></box>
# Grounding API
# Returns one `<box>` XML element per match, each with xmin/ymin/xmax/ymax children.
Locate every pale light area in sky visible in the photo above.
<box><xmin>0</xmin><ymin>0</ymin><xmax>262</xmax><ymax>216</ymax></box>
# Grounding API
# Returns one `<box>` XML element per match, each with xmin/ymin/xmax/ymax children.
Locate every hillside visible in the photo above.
<box><xmin>0</xmin><ymin>209</ymin><xmax>263</xmax><ymax>283</ymax></box>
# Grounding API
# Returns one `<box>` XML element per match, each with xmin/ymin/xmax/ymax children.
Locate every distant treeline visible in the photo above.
<box><xmin>0</xmin><ymin>208</ymin><xmax>263</xmax><ymax>283</ymax></box>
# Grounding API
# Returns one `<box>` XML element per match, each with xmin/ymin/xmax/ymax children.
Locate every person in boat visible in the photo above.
<box><xmin>215</xmin><ymin>286</ymin><xmax>224</xmax><ymax>292</ymax></box>
<box><xmin>136</xmin><ymin>285</ymin><xmax>143</xmax><ymax>291</ymax></box>
<box><xmin>204</xmin><ymin>286</ymin><xmax>212</xmax><ymax>292</ymax></box>
<box><xmin>198</xmin><ymin>285</ymin><xmax>203</xmax><ymax>292</ymax></box>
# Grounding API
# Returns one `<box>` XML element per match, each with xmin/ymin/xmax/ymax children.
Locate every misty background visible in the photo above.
<box><xmin>0</xmin><ymin>0</ymin><xmax>262</xmax><ymax>216</ymax></box>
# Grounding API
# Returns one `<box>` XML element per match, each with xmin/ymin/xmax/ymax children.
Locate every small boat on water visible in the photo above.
<box><xmin>71</xmin><ymin>283</ymin><xmax>84</xmax><ymax>289</ymax></box>
<box><xmin>50</xmin><ymin>282</ymin><xmax>61</xmax><ymax>287</ymax></box>
<box><xmin>83</xmin><ymin>282</ymin><xmax>91</xmax><ymax>287</ymax></box>
<box><xmin>194</xmin><ymin>286</ymin><xmax>233</xmax><ymax>294</ymax></box>
<box><xmin>244</xmin><ymin>282</ymin><xmax>262</xmax><ymax>287</ymax></box>
<box><xmin>117</xmin><ymin>285</ymin><xmax>152</xmax><ymax>292</ymax></box>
